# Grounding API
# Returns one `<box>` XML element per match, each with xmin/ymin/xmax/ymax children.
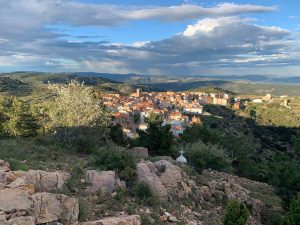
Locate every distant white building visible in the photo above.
<box><xmin>183</xmin><ymin>106</ymin><xmax>203</xmax><ymax>114</ymax></box>
<box><xmin>253</xmin><ymin>99</ymin><xmax>263</xmax><ymax>104</ymax></box>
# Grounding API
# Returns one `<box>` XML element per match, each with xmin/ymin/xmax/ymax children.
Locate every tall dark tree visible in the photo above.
<box><xmin>136</xmin><ymin>121</ymin><xmax>173</xmax><ymax>156</ymax></box>
<box><xmin>282</xmin><ymin>194</ymin><xmax>300</xmax><ymax>225</ymax></box>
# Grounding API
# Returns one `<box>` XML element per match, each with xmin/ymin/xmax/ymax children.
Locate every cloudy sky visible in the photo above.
<box><xmin>0</xmin><ymin>0</ymin><xmax>299</xmax><ymax>76</ymax></box>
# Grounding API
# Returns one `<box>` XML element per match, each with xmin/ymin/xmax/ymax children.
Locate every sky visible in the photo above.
<box><xmin>0</xmin><ymin>0</ymin><xmax>299</xmax><ymax>76</ymax></box>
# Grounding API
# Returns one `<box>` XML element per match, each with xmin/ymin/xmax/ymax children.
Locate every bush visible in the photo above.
<box><xmin>55</xmin><ymin>126</ymin><xmax>109</xmax><ymax>154</ymax></box>
<box><xmin>180</xmin><ymin>124</ymin><xmax>221</xmax><ymax>145</ymax></box>
<box><xmin>184</xmin><ymin>141</ymin><xmax>232</xmax><ymax>173</ymax></box>
<box><xmin>134</xmin><ymin>121</ymin><xmax>174</xmax><ymax>156</ymax></box>
<box><xmin>223</xmin><ymin>200</ymin><xmax>250</xmax><ymax>225</ymax></box>
<box><xmin>78</xmin><ymin>199</ymin><xmax>88</xmax><ymax>222</ymax></box>
<box><xmin>262</xmin><ymin>211</ymin><xmax>283</xmax><ymax>225</ymax></box>
<box><xmin>7</xmin><ymin>158</ymin><xmax>29</xmax><ymax>171</ymax></box>
<box><xmin>109</xmin><ymin>124</ymin><xmax>129</xmax><ymax>146</ymax></box>
<box><xmin>131</xmin><ymin>182</ymin><xmax>159</xmax><ymax>206</ymax></box>
<box><xmin>92</xmin><ymin>146</ymin><xmax>137</xmax><ymax>183</ymax></box>
<box><xmin>282</xmin><ymin>194</ymin><xmax>300</xmax><ymax>225</ymax></box>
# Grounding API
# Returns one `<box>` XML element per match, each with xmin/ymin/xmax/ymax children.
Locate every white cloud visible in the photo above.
<box><xmin>0</xmin><ymin>1</ymin><xmax>299</xmax><ymax>75</ymax></box>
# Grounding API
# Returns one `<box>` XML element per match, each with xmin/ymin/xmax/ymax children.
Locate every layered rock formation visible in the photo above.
<box><xmin>0</xmin><ymin>158</ymin><xmax>279</xmax><ymax>225</ymax></box>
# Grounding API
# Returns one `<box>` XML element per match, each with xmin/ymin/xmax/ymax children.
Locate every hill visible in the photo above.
<box><xmin>0</xmin><ymin>72</ymin><xmax>135</xmax><ymax>100</ymax></box>
<box><xmin>0</xmin><ymin>76</ymin><xmax>32</xmax><ymax>96</ymax></box>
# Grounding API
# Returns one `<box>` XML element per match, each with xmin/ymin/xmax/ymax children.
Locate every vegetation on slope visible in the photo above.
<box><xmin>0</xmin><ymin>77</ymin><xmax>299</xmax><ymax>224</ymax></box>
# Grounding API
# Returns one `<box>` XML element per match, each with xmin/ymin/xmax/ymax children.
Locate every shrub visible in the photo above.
<box><xmin>184</xmin><ymin>141</ymin><xmax>232</xmax><ymax>173</ymax></box>
<box><xmin>282</xmin><ymin>194</ymin><xmax>300</xmax><ymax>225</ymax></box>
<box><xmin>78</xmin><ymin>199</ymin><xmax>88</xmax><ymax>222</ymax></box>
<box><xmin>109</xmin><ymin>124</ymin><xmax>129</xmax><ymax>146</ymax></box>
<box><xmin>55</xmin><ymin>126</ymin><xmax>109</xmax><ymax>154</ymax></box>
<box><xmin>223</xmin><ymin>200</ymin><xmax>250</xmax><ymax>225</ymax></box>
<box><xmin>7</xmin><ymin>158</ymin><xmax>29</xmax><ymax>171</ymax></box>
<box><xmin>131</xmin><ymin>182</ymin><xmax>157</xmax><ymax>205</ymax></box>
<box><xmin>262</xmin><ymin>211</ymin><xmax>283</xmax><ymax>225</ymax></box>
<box><xmin>179</xmin><ymin>124</ymin><xmax>221</xmax><ymax>145</ymax></box>
<box><xmin>92</xmin><ymin>146</ymin><xmax>137</xmax><ymax>183</ymax></box>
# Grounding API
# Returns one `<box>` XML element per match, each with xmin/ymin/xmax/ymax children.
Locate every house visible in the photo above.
<box><xmin>253</xmin><ymin>99</ymin><xmax>263</xmax><ymax>104</ymax></box>
<box><xmin>183</xmin><ymin>105</ymin><xmax>203</xmax><ymax>114</ymax></box>
<box><xmin>114</xmin><ymin>112</ymin><xmax>130</xmax><ymax>126</ymax></box>
<box><xmin>233</xmin><ymin>102</ymin><xmax>241</xmax><ymax>110</ymax></box>
<box><xmin>191</xmin><ymin>116</ymin><xmax>201</xmax><ymax>125</ymax></box>
<box><xmin>213</xmin><ymin>97</ymin><xmax>229</xmax><ymax>106</ymax></box>
<box><xmin>262</xmin><ymin>93</ymin><xmax>273</xmax><ymax>102</ymax></box>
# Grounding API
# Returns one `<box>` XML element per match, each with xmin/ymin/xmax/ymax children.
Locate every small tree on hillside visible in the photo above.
<box><xmin>133</xmin><ymin>113</ymin><xmax>140</xmax><ymax>124</ymax></box>
<box><xmin>1</xmin><ymin>98</ymin><xmax>40</xmax><ymax>137</ymax></box>
<box><xmin>136</xmin><ymin>121</ymin><xmax>173</xmax><ymax>156</ymax></box>
<box><xmin>223</xmin><ymin>200</ymin><xmax>250</xmax><ymax>225</ymax></box>
<box><xmin>48</xmin><ymin>80</ymin><xmax>111</xmax><ymax>128</ymax></box>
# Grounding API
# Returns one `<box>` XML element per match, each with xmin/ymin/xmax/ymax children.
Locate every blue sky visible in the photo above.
<box><xmin>0</xmin><ymin>0</ymin><xmax>299</xmax><ymax>76</ymax></box>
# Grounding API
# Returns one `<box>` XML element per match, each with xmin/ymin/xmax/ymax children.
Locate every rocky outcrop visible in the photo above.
<box><xmin>0</xmin><ymin>188</ymin><xmax>33</xmax><ymax>216</ymax></box>
<box><xmin>8</xmin><ymin>170</ymin><xmax>70</xmax><ymax>192</ymax></box>
<box><xmin>0</xmin><ymin>160</ymin><xmax>16</xmax><ymax>185</ymax></box>
<box><xmin>1</xmin><ymin>216</ymin><xmax>36</xmax><ymax>225</ymax></box>
<box><xmin>0</xmin><ymin>158</ymin><xmax>277</xmax><ymax>225</ymax></box>
<box><xmin>85</xmin><ymin>170</ymin><xmax>116</xmax><ymax>194</ymax></box>
<box><xmin>0</xmin><ymin>159</ymin><xmax>79</xmax><ymax>225</ymax></box>
<box><xmin>81</xmin><ymin>215</ymin><xmax>141</xmax><ymax>225</ymax></box>
<box><xmin>32</xmin><ymin>192</ymin><xmax>79</xmax><ymax>225</ymax></box>
<box><xmin>137</xmin><ymin>160</ymin><xmax>192</xmax><ymax>199</ymax></box>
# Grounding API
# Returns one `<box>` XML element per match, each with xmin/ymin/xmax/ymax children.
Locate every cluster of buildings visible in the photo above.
<box><xmin>103</xmin><ymin>88</ymin><xmax>237</xmax><ymax>138</ymax></box>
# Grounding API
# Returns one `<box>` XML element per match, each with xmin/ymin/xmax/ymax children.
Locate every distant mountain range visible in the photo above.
<box><xmin>73</xmin><ymin>72</ymin><xmax>300</xmax><ymax>84</ymax></box>
<box><xmin>2</xmin><ymin>71</ymin><xmax>300</xmax><ymax>96</ymax></box>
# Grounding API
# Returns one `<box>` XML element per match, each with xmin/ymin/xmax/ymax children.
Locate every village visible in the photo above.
<box><xmin>103</xmin><ymin>88</ymin><xmax>241</xmax><ymax>138</ymax></box>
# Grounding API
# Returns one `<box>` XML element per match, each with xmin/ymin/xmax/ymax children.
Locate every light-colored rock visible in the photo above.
<box><xmin>0</xmin><ymin>188</ymin><xmax>32</xmax><ymax>213</ymax></box>
<box><xmin>4</xmin><ymin>216</ymin><xmax>36</xmax><ymax>225</ymax></box>
<box><xmin>0</xmin><ymin>160</ymin><xmax>24</xmax><ymax>185</ymax></box>
<box><xmin>128</xmin><ymin>147</ymin><xmax>149</xmax><ymax>158</ymax></box>
<box><xmin>0</xmin><ymin>160</ymin><xmax>10</xmax><ymax>172</ymax></box>
<box><xmin>85</xmin><ymin>170</ymin><xmax>116</xmax><ymax>194</ymax></box>
<box><xmin>32</xmin><ymin>192</ymin><xmax>79</xmax><ymax>225</ymax></box>
<box><xmin>81</xmin><ymin>215</ymin><xmax>141</xmax><ymax>225</ymax></box>
<box><xmin>11</xmin><ymin>170</ymin><xmax>70</xmax><ymax>192</ymax></box>
<box><xmin>137</xmin><ymin>160</ymin><xmax>191</xmax><ymax>199</ymax></box>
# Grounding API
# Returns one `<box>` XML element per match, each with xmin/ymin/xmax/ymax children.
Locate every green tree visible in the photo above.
<box><xmin>109</xmin><ymin>124</ymin><xmax>128</xmax><ymax>146</ymax></box>
<box><xmin>0</xmin><ymin>97</ymin><xmax>40</xmax><ymax>137</ymax></box>
<box><xmin>135</xmin><ymin>121</ymin><xmax>173</xmax><ymax>156</ymax></box>
<box><xmin>48</xmin><ymin>80</ymin><xmax>111</xmax><ymax>128</ymax></box>
<box><xmin>179</xmin><ymin>124</ymin><xmax>221</xmax><ymax>145</ymax></box>
<box><xmin>184</xmin><ymin>141</ymin><xmax>233</xmax><ymax>173</ymax></box>
<box><xmin>223</xmin><ymin>200</ymin><xmax>250</xmax><ymax>225</ymax></box>
<box><xmin>133</xmin><ymin>113</ymin><xmax>140</xmax><ymax>124</ymax></box>
<box><xmin>282</xmin><ymin>194</ymin><xmax>300</xmax><ymax>225</ymax></box>
<box><xmin>292</xmin><ymin>135</ymin><xmax>300</xmax><ymax>156</ymax></box>
<box><xmin>144</xmin><ymin>112</ymin><xmax>163</xmax><ymax>124</ymax></box>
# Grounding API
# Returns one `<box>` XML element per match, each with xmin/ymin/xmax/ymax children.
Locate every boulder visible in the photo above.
<box><xmin>81</xmin><ymin>215</ymin><xmax>141</xmax><ymax>225</ymax></box>
<box><xmin>137</xmin><ymin>160</ymin><xmax>192</xmax><ymax>199</ymax></box>
<box><xmin>0</xmin><ymin>188</ymin><xmax>32</xmax><ymax>214</ymax></box>
<box><xmin>3</xmin><ymin>216</ymin><xmax>36</xmax><ymax>225</ymax></box>
<box><xmin>32</xmin><ymin>192</ymin><xmax>79</xmax><ymax>225</ymax></box>
<box><xmin>0</xmin><ymin>160</ymin><xmax>16</xmax><ymax>185</ymax></box>
<box><xmin>0</xmin><ymin>160</ymin><xmax>10</xmax><ymax>172</ymax></box>
<box><xmin>85</xmin><ymin>170</ymin><xmax>116</xmax><ymax>194</ymax></box>
<box><xmin>8</xmin><ymin>170</ymin><xmax>70</xmax><ymax>192</ymax></box>
<box><xmin>128</xmin><ymin>147</ymin><xmax>149</xmax><ymax>158</ymax></box>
